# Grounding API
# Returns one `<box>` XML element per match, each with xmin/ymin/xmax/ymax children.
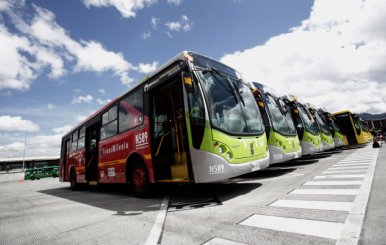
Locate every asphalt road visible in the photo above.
<box><xmin>0</xmin><ymin>144</ymin><xmax>383</xmax><ymax>245</ymax></box>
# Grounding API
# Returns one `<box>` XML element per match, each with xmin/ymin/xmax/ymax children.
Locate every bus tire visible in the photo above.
<box><xmin>70</xmin><ymin>168</ymin><xmax>79</xmax><ymax>191</ymax></box>
<box><xmin>31</xmin><ymin>176</ymin><xmax>35</xmax><ymax>180</ymax></box>
<box><xmin>129</xmin><ymin>161</ymin><xmax>151</xmax><ymax>197</ymax></box>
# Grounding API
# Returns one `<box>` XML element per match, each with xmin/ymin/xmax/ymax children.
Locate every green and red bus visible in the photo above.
<box><xmin>60</xmin><ymin>51</ymin><xmax>269</xmax><ymax>196</ymax></box>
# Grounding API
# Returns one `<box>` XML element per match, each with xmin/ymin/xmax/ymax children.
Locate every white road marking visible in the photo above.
<box><xmin>304</xmin><ymin>181</ymin><xmax>362</xmax><ymax>186</ymax></box>
<box><xmin>329</xmin><ymin>166</ymin><xmax>368</xmax><ymax>170</ymax></box>
<box><xmin>203</xmin><ymin>237</ymin><xmax>248</xmax><ymax>245</ymax></box>
<box><xmin>314</xmin><ymin>174</ymin><xmax>365</xmax><ymax>179</ymax></box>
<box><xmin>270</xmin><ymin>199</ymin><xmax>352</xmax><ymax>211</ymax></box>
<box><xmin>290</xmin><ymin>189</ymin><xmax>359</xmax><ymax>195</ymax></box>
<box><xmin>322</xmin><ymin>170</ymin><xmax>367</xmax><ymax>174</ymax></box>
<box><xmin>336</xmin><ymin>148</ymin><xmax>379</xmax><ymax>245</ymax></box>
<box><xmin>145</xmin><ymin>196</ymin><xmax>170</xmax><ymax>245</ymax></box>
<box><xmin>239</xmin><ymin>214</ymin><xmax>344</xmax><ymax>239</ymax></box>
<box><xmin>333</xmin><ymin>163</ymin><xmax>369</xmax><ymax>166</ymax></box>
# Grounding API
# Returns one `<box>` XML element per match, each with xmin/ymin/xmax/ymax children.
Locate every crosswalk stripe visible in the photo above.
<box><xmin>322</xmin><ymin>170</ymin><xmax>367</xmax><ymax>174</ymax></box>
<box><xmin>202</xmin><ymin>237</ymin><xmax>248</xmax><ymax>245</ymax></box>
<box><xmin>329</xmin><ymin>166</ymin><xmax>368</xmax><ymax>170</ymax></box>
<box><xmin>239</xmin><ymin>214</ymin><xmax>344</xmax><ymax>239</ymax></box>
<box><xmin>314</xmin><ymin>174</ymin><xmax>365</xmax><ymax>179</ymax></box>
<box><xmin>290</xmin><ymin>189</ymin><xmax>359</xmax><ymax>195</ymax></box>
<box><xmin>304</xmin><ymin>181</ymin><xmax>362</xmax><ymax>186</ymax></box>
<box><xmin>333</xmin><ymin>163</ymin><xmax>369</xmax><ymax>167</ymax></box>
<box><xmin>270</xmin><ymin>199</ymin><xmax>352</xmax><ymax>211</ymax></box>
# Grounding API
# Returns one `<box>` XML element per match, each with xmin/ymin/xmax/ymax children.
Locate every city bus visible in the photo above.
<box><xmin>317</xmin><ymin>108</ymin><xmax>347</xmax><ymax>147</ymax></box>
<box><xmin>60</xmin><ymin>51</ymin><xmax>269</xmax><ymax>196</ymax></box>
<box><xmin>358</xmin><ymin>117</ymin><xmax>373</xmax><ymax>142</ymax></box>
<box><xmin>25</xmin><ymin>166</ymin><xmax>59</xmax><ymax>180</ymax></box>
<box><xmin>251</xmin><ymin>82</ymin><xmax>301</xmax><ymax>164</ymax></box>
<box><xmin>333</xmin><ymin>110</ymin><xmax>368</xmax><ymax>145</ymax></box>
<box><xmin>305</xmin><ymin>103</ymin><xmax>335</xmax><ymax>151</ymax></box>
<box><xmin>281</xmin><ymin>95</ymin><xmax>323</xmax><ymax>155</ymax></box>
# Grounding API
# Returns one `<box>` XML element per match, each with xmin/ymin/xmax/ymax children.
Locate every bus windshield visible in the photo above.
<box><xmin>315</xmin><ymin>112</ymin><xmax>331</xmax><ymax>135</ymax></box>
<box><xmin>197</xmin><ymin>70</ymin><xmax>264</xmax><ymax>135</ymax></box>
<box><xmin>264</xmin><ymin>93</ymin><xmax>297</xmax><ymax>136</ymax></box>
<box><xmin>298</xmin><ymin>104</ymin><xmax>319</xmax><ymax>135</ymax></box>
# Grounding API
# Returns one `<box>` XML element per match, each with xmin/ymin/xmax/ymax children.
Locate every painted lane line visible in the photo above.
<box><xmin>145</xmin><ymin>196</ymin><xmax>170</xmax><ymax>245</ymax></box>
<box><xmin>338</xmin><ymin>160</ymin><xmax>371</xmax><ymax>163</ymax></box>
<box><xmin>290</xmin><ymin>189</ymin><xmax>359</xmax><ymax>195</ymax></box>
<box><xmin>329</xmin><ymin>166</ymin><xmax>368</xmax><ymax>170</ymax></box>
<box><xmin>239</xmin><ymin>214</ymin><xmax>344</xmax><ymax>240</ymax></box>
<box><xmin>202</xmin><ymin>237</ymin><xmax>248</xmax><ymax>245</ymax></box>
<box><xmin>332</xmin><ymin>163</ymin><xmax>369</xmax><ymax>167</ymax></box>
<box><xmin>314</xmin><ymin>174</ymin><xmax>365</xmax><ymax>179</ymax></box>
<box><xmin>334</xmin><ymin>162</ymin><xmax>369</xmax><ymax>166</ymax></box>
<box><xmin>336</xmin><ymin>148</ymin><xmax>379</xmax><ymax>244</ymax></box>
<box><xmin>322</xmin><ymin>170</ymin><xmax>367</xmax><ymax>174</ymax></box>
<box><xmin>304</xmin><ymin>181</ymin><xmax>362</xmax><ymax>186</ymax></box>
<box><xmin>270</xmin><ymin>199</ymin><xmax>352</xmax><ymax>212</ymax></box>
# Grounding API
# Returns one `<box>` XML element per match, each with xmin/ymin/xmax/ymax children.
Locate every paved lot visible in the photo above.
<box><xmin>0</xmin><ymin>144</ymin><xmax>383</xmax><ymax>245</ymax></box>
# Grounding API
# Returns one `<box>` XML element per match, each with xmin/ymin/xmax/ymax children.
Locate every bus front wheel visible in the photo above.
<box><xmin>70</xmin><ymin>169</ymin><xmax>78</xmax><ymax>191</ymax></box>
<box><xmin>129</xmin><ymin>162</ymin><xmax>151</xmax><ymax>197</ymax></box>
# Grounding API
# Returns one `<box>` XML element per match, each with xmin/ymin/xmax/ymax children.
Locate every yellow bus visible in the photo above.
<box><xmin>333</xmin><ymin>110</ymin><xmax>368</xmax><ymax>145</ymax></box>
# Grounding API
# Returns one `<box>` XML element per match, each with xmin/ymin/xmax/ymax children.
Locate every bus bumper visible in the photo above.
<box><xmin>322</xmin><ymin>142</ymin><xmax>335</xmax><ymax>151</ymax></box>
<box><xmin>268</xmin><ymin>145</ymin><xmax>302</xmax><ymax>165</ymax></box>
<box><xmin>189</xmin><ymin>147</ymin><xmax>270</xmax><ymax>183</ymax></box>
<box><xmin>301</xmin><ymin>141</ymin><xmax>322</xmax><ymax>155</ymax></box>
<box><xmin>333</xmin><ymin>138</ymin><xmax>345</xmax><ymax>148</ymax></box>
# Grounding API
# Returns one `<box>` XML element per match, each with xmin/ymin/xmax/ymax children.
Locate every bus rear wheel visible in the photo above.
<box><xmin>129</xmin><ymin>162</ymin><xmax>150</xmax><ymax>197</ymax></box>
<box><xmin>70</xmin><ymin>169</ymin><xmax>78</xmax><ymax>191</ymax></box>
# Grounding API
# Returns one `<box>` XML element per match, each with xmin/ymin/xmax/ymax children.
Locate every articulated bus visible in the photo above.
<box><xmin>317</xmin><ymin>108</ymin><xmax>347</xmax><ymax>147</ymax></box>
<box><xmin>60</xmin><ymin>51</ymin><xmax>269</xmax><ymax>196</ymax></box>
<box><xmin>305</xmin><ymin>104</ymin><xmax>334</xmax><ymax>151</ymax></box>
<box><xmin>281</xmin><ymin>95</ymin><xmax>323</xmax><ymax>155</ymax></box>
<box><xmin>251</xmin><ymin>82</ymin><xmax>301</xmax><ymax>164</ymax></box>
<box><xmin>333</xmin><ymin>110</ymin><xmax>368</xmax><ymax>145</ymax></box>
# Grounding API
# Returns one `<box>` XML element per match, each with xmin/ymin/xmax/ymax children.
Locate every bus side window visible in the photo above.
<box><xmin>101</xmin><ymin>106</ymin><xmax>118</xmax><ymax>140</ymax></box>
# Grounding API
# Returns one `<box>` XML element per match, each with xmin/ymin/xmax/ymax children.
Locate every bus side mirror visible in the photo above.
<box><xmin>182</xmin><ymin>72</ymin><xmax>193</xmax><ymax>93</ymax></box>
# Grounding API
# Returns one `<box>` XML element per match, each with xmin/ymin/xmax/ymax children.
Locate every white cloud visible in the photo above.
<box><xmin>96</xmin><ymin>98</ymin><xmax>112</xmax><ymax>105</ymax></box>
<box><xmin>167</xmin><ymin>0</ymin><xmax>182</xmax><ymax>6</ymax></box>
<box><xmin>0</xmin><ymin>134</ymin><xmax>62</xmax><ymax>158</ymax></box>
<box><xmin>137</xmin><ymin>61</ymin><xmax>159</xmax><ymax>74</ymax></box>
<box><xmin>151</xmin><ymin>17</ymin><xmax>160</xmax><ymax>29</ymax></box>
<box><xmin>47</xmin><ymin>103</ymin><xmax>54</xmax><ymax>109</ymax></box>
<box><xmin>0</xmin><ymin>1</ymin><xmax>159</xmax><ymax>90</ymax></box>
<box><xmin>0</xmin><ymin>115</ymin><xmax>40</xmax><ymax>132</ymax></box>
<box><xmin>98</xmin><ymin>89</ymin><xmax>106</xmax><ymax>94</ymax></box>
<box><xmin>82</xmin><ymin>0</ymin><xmax>157</xmax><ymax>18</ymax></box>
<box><xmin>165</xmin><ymin>15</ymin><xmax>192</xmax><ymax>32</ymax></box>
<box><xmin>72</xmin><ymin>95</ymin><xmax>93</xmax><ymax>104</ymax></box>
<box><xmin>52</xmin><ymin>125</ymin><xmax>73</xmax><ymax>134</ymax></box>
<box><xmin>221</xmin><ymin>0</ymin><xmax>386</xmax><ymax>114</ymax></box>
<box><xmin>141</xmin><ymin>31</ymin><xmax>151</xmax><ymax>40</ymax></box>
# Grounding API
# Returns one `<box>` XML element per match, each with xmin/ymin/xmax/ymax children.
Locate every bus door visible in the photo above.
<box><xmin>61</xmin><ymin>139</ymin><xmax>70</xmax><ymax>181</ymax></box>
<box><xmin>85</xmin><ymin>123</ymin><xmax>99</xmax><ymax>182</ymax></box>
<box><xmin>149</xmin><ymin>78</ymin><xmax>189</xmax><ymax>181</ymax></box>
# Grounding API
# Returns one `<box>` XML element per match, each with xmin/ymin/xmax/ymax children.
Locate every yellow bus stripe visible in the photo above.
<box><xmin>99</xmin><ymin>159</ymin><xmax>126</xmax><ymax>167</ymax></box>
<box><xmin>144</xmin><ymin>154</ymin><xmax>152</xmax><ymax>160</ymax></box>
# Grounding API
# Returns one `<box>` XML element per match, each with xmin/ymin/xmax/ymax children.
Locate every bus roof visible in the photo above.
<box><xmin>333</xmin><ymin>109</ymin><xmax>353</xmax><ymax>115</ymax></box>
<box><xmin>62</xmin><ymin>51</ymin><xmax>235</xmax><ymax>139</ymax></box>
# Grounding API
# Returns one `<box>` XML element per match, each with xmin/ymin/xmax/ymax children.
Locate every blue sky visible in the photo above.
<box><xmin>1</xmin><ymin>0</ymin><xmax>386</xmax><ymax>158</ymax></box>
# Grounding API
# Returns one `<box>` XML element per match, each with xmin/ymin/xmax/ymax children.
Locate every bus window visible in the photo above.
<box><xmin>119</xmin><ymin>89</ymin><xmax>143</xmax><ymax>132</ymax></box>
<box><xmin>78</xmin><ymin>126</ymin><xmax>86</xmax><ymax>149</ymax></box>
<box><xmin>101</xmin><ymin>106</ymin><xmax>118</xmax><ymax>140</ymax></box>
<box><xmin>71</xmin><ymin>131</ymin><xmax>78</xmax><ymax>152</ymax></box>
